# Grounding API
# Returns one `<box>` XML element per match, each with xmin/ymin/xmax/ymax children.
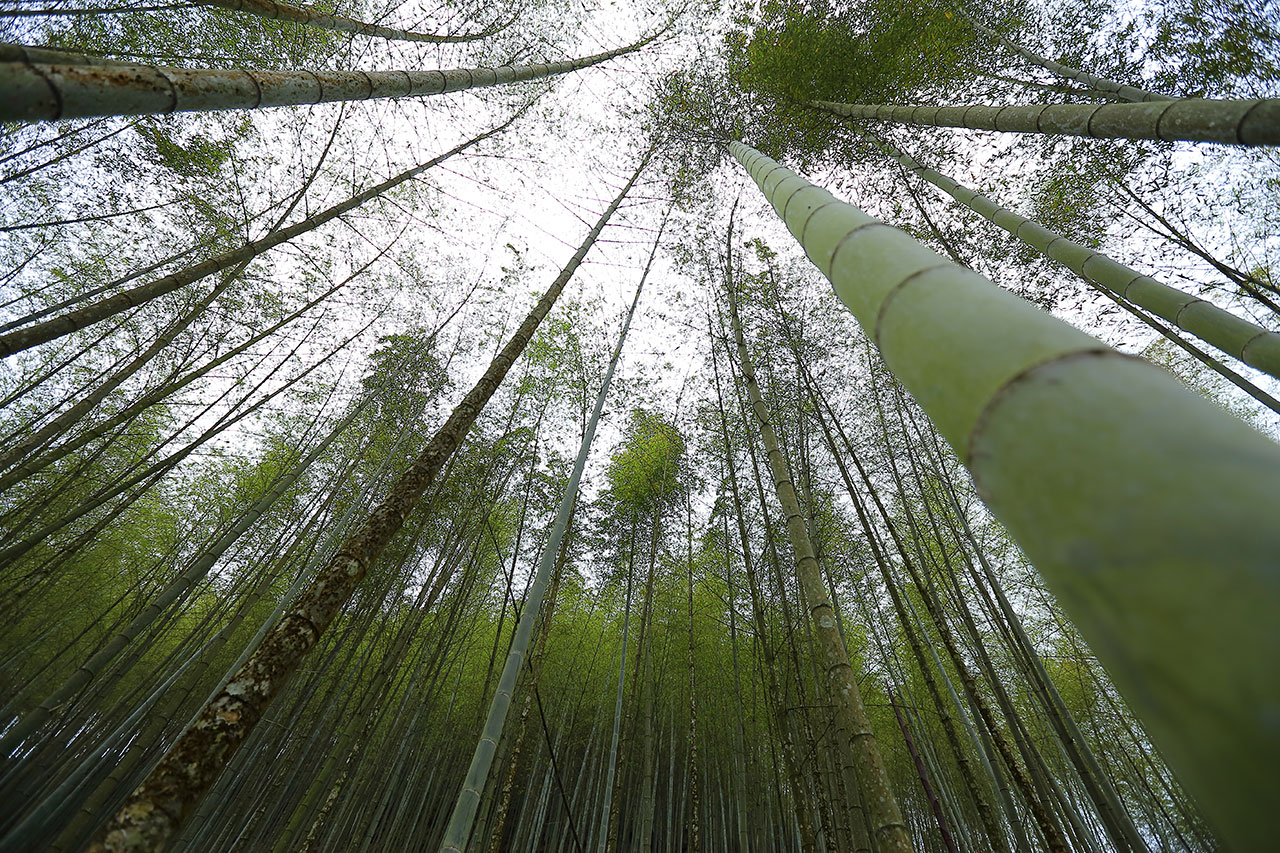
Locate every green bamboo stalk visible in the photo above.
<box><xmin>0</xmin><ymin>42</ymin><xmax>127</xmax><ymax>67</ymax></box>
<box><xmin>809</xmin><ymin>98</ymin><xmax>1279</xmax><ymax>146</ymax></box>
<box><xmin>195</xmin><ymin>0</ymin><xmax>510</xmax><ymax>44</ymax></box>
<box><xmin>867</xmin><ymin>132</ymin><xmax>1280</xmax><ymax>381</ymax></box>
<box><xmin>0</xmin><ymin>114</ymin><xmax>515</xmax><ymax>358</ymax></box>
<box><xmin>724</xmin><ymin>274</ymin><xmax>913</xmax><ymax>853</ymax></box>
<box><xmin>438</xmin><ymin>173</ymin><xmax>651</xmax><ymax>850</ymax></box>
<box><xmin>86</xmin><ymin>156</ymin><xmax>644</xmax><ymax>853</ymax></box>
<box><xmin>729</xmin><ymin>140</ymin><xmax>1280</xmax><ymax>853</ymax></box>
<box><xmin>0</xmin><ymin>32</ymin><xmax>660</xmax><ymax>122</ymax></box>
<box><xmin>957</xmin><ymin>12</ymin><xmax>1172</xmax><ymax>102</ymax></box>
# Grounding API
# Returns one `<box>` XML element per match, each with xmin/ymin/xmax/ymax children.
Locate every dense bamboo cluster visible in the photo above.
<box><xmin>2</xmin><ymin>1</ymin><xmax>1277</xmax><ymax>851</ymax></box>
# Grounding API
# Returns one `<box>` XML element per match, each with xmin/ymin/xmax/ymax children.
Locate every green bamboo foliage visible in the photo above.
<box><xmin>730</xmin><ymin>140</ymin><xmax>1280</xmax><ymax>853</ymax></box>
<box><xmin>87</xmin><ymin>160</ymin><xmax>645</xmax><ymax>853</ymax></box>
<box><xmin>809</xmin><ymin>98</ymin><xmax>1280</xmax><ymax>146</ymax></box>
<box><xmin>867</xmin><ymin>132</ymin><xmax>1280</xmax><ymax>381</ymax></box>
<box><xmin>0</xmin><ymin>34</ymin><xmax>660</xmax><ymax>122</ymax></box>
<box><xmin>197</xmin><ymin>0</ymin><xmax>510</xmax><ymax>44</ymax></box>
<box><xmin>0</xmin><ymin>401</ymin><xmax>365</xmax><ymax>760</ymax></box>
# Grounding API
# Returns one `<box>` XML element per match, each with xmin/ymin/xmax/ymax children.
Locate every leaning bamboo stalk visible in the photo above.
<box><xmin>809</xmin><ymin>98</ymin><xmax>1279</xmax><ymax>146</ymax></box>
<box><xmin>0</xmin><ymin>33</ymin><xmax>660</xmax><ymax>122</ymax></box>
<box><xmin>729</xmin><ymin>140</ymin><xmax>1280</xmax><ymax>853</ymax></box>
<box><xmin>957</xmin><ymin>12</ymin><xmax>1172</xmax><ymax>102</ymax></box>
<box><xmin>196</xmin><ymin>0</ymin><xmax>510</xmax><ymax>44</ymax></box>
<box><xmin>88</xmin><ymin>157</ymin><xmax>645</xmax><ymax>853</ymax></box>
<box><xmin>723</xmin><ymin>267</ymin><xmax>913</xmax><ymax>852</ymax></box>
<box><xmin>0</xmin><ymin>42</ymin><xmax>128</xmax><ymax>67</ymax></box>
<box><xmin>867</xmin><ymin>132</ymin><xmax>1280</xmax><ymax>380</ymax></box>
<box><xmin>439</xmin><ymin>169</ymin><xmax>650</xmax><ymax>850</ymax></box>
<box><xmin>0</xmin><ymin>114</ymin><xmax>514</xmax><ymax>358</ymax></box>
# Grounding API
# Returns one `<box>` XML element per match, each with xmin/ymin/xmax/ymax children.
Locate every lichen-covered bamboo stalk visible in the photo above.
<box><xmin>869</xmin><ymin>133</ymin><xmax>1280</xmax><ymax>380</ymax></box>
<box><xmin>87</xmin><ymin>158</ymin><xmax>644</xmax><ymax>853</ymax></box>
<box><xmin>729</xmin><ymin>140</ymin><xmax>1280</xmax><ymax>853</ymax></box>
<box><xmin>197</xmin><ymin>0</ymin><xmax>509</xmax><ymax>44</ymax></box>
<box><xmin>439</xmin><ymin>158</ymin><xmax>650</xmax><ymax>850</ymax></box>
<box><xmin>809</xmin><ymin>98</ymin><xmax>1280</xmax><ymax>146</ymax></box>
<box><xmin>0</xmin><ymin>33</ymin><xmax>658</xmax><ymax>122</ymax></box>
<box><xmin>724</xmin><ymin>278</ymin><xmax>914</xmax><ymax>853</ymax></box>
<box><xmin>0</xmin><ymin>114</ymin><xmax>517</xmax><ymax>358</ymax></box>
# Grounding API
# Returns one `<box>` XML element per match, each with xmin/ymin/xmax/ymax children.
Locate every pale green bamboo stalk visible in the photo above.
<box><xmin>868</xmin><ymin>132</ymin><xmax>1280</xmax><ymax>380</ymax></box>
<box><xmin>0</xmin><ymin>42</ymin><xmax>127</xmax><ymax>67</ymax></box>
<box><xmin>958</xmin><ymin>12</ymin><xmax>1172</xmax><ymax>102</ymax></box>
<box><xmin>196</xmin><ymin>0</ymin><xmax>510</xmax><ymax>44</ymax></box>
<box><xmin>809</xmin><ymin>98</ymin><xmax>1279</xmax><ymax>146</ymax></box>
<box><xmin>438</xmin><ymin>185</ymin><xmax>653</xmax><ymax>851</ymax></box>
<box><xmin>0</xmin><ymin>32</ymin><xmax>660</xmax><ymax>122</ymax></box>
<box><xmin>729</xmin><ymin>140</ymin><xmax>1280</xmax><ymax>853</ymax></box>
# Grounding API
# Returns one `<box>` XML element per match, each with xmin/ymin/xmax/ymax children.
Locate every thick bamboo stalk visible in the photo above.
<box><xmin>730</xmin><ymin>140</ymin><xmax>1280</xmax><ymax>853</ymax></box>
<box><xmin>870</xmin><ymin>132</ymin><xmax>1280</xmax><ymax>381</ymax></box>
<box><xmin>87</xmin><ymin>156</ymin><xmax>643</xmax><ymax>853</ymax></box>
<box><xmin>809</xmin><ymin>98</ymin><xmax>1280</xmax><ymax>146</ymax></box>
<box><xmin>0</xmin><ymin>34</ymin><xmax>659</xmax><ymax>122</ymax></box>
<box><xmin>196</xmin><ymin>0</ymin><xmax>509</xmax><ymax>44</ymax></box>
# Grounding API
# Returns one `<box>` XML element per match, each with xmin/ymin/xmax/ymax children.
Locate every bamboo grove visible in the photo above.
<box><xmin>1</xmin><ymin>0</ymin><xmax>1277</xmax><ymax>851</ymax></box>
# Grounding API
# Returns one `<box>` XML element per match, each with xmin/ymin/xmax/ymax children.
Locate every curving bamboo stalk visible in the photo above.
<box><xmin>0</xmin><ymin>32</ymin><xmax>660</xmax><ymax>122</ymax></box>
<box><xmin>729</xmin><ymin>140</ymin><xmax>1280</xmax><ymax>853</ymax></box>
<box><xmin>809</xmin><ymin>98</ymin><xmax>1280</xmax><ymax>146</ymax></box>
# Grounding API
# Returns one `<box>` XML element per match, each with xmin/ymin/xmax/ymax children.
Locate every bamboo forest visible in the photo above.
<box><xmin>1</xmin><ymin>0</ymin><xmax>1278</xmax><ymax>850</ymax></box>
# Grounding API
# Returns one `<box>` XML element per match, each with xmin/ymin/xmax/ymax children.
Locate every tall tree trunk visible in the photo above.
<box><xmin>195</xmin><ymin>0</ymin><xmax>511</xmax><ymax>43</ymax></box>
<box><xmin>868</xmin><ymin>131</ymin><xmax>1280</xmax><ymax>383</ymax></box>
<box><xmin>439</xmin><ymin>177</ymin><xmax>653</xmax><ymax>850</ymax></box>
<box><xmin>1</xmin><ymin>33</ymin><xmax>664</xmax><ymax>121</ymax></box>
<box><xmin>88</xmin><ymin>154</ymin><xmax>646</xmax><ymax>853</ymax></box>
